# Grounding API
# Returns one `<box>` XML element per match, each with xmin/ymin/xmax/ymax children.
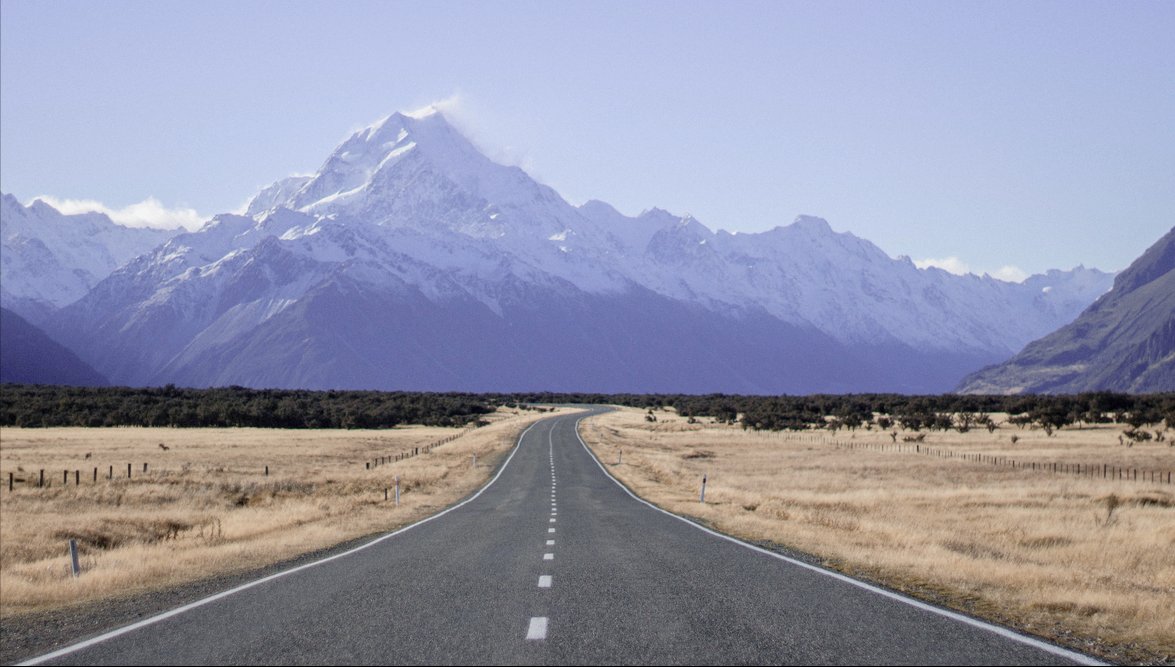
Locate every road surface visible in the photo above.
<box><xmin>21</xmin><ymin>408</ymin><xmax>1098</xmax><ymax>665</ymax></box>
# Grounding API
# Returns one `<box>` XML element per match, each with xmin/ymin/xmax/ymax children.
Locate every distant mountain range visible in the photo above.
<box><xmin>958</xmin><ymin>226</ymin><xmax>1174</xmax><ymax>394</ymax></box>
<box><xmin>1</xmin><ymin>109</ymin><xmax>1122</xmax><ymax>392</ymax></box>
<box><xmin>1</xmin><ymin>194</ymin><xmax>176</xmax><ymax>325</ymax></box>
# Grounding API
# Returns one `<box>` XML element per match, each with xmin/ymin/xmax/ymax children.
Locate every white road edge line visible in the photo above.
<box><xmin>17</xmin><ymin>418</ymin><xmax>553</xmax><ymax>667</ymax></box>
<box><xmin>526</xmin><ymin>616</ymin><xmax>549</xmax><ymax>640</ymax></box>
<box><xmin>573</xmin><ymin>414</ymin><xmax>1106</xmax><ymax>667</ymax></box>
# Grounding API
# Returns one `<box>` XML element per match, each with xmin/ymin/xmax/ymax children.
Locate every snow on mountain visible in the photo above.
<box><xmin>251</xmin><ymin>111</ymin><xmax>1112</xmax><ymax>355</ymax></box>
<box><xmin>45</xmin><ymin>111</ymin><xmax>1115</xmax><ymax>392</ymax></box>
<box><xmin>244</xmin><ymin>176</ymin><xmax>312</xmax><ymax>217</ymax></box>
<box><xmin>0</xmin><ymin>193</ymin><xmax>178</xmax><ymax>322</ymax></box>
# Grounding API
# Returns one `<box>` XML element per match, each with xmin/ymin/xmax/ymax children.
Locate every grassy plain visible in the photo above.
<box><xmin>581</xmin><ymin>407</ymin><xmax>1175</xmax><ymax>664</ymax></box>
<box><xmin>0</xmin><ymin>407</ymin><xmax>568</xmax><ymax>617</ymax></box>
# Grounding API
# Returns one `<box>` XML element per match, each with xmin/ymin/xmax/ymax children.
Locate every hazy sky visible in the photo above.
<box><xmin>2</xmin><ymin>1</ymin><xmax>1172</xmax><ymax>278</ymax></box>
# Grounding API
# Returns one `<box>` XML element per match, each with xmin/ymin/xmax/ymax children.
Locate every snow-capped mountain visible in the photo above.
<box><xmin>0</xmin><ymin>194</ymin><xmax>177</xmax><ymax>323</ymax></box>
<box><xmin>44</xmin><ymin>109</ymin><xmax>1115</xmax><ymax>392</ymax></box>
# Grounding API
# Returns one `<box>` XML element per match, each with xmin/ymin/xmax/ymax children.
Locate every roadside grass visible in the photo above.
<box><xmin>581</xmin><ymin>407</ymin><xmax>1175</xmax><ymax>665</ymax></box>
<box><xmin>0</xmin><ymin>407</ymin><xmax>568</xmax><ymax>617</ymax></box>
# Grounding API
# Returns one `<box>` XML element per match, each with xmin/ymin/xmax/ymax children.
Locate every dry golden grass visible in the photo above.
<box><xmin>582</xmin><ymin>407</ymin><xmax>1175</xmax><ymax>663</ymax></box>
<box><xmin>0</xmin><ymin>407</ymin><xmax>572</xmax><ymax>617</ymax></box>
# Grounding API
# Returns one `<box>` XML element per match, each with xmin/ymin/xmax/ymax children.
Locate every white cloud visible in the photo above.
<box><xmin>30</xmin><ymin>195</ymin><xmax>206</xmax><ymax>230</ymax></box>
<box><xmin>405</xmin><ymin>93</ymin><xmax>463</xmax><ymax>120</ymax></box>
<box><xmin>914</xmin><ymin>256</ymin><xmax>1030</xmax><ymax>283</ymax></box>
<box><xmin>914</xmin><ymin>256</ymin><xmax>971</xmax><ymax>275</ymax></box>
<box><xmin>991</xmin><ymin>265</ymin><xmax>1029</xmax><ymax>283</ymax></box>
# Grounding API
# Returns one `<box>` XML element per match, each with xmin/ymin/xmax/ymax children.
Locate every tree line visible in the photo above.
<box><xmin>488</xmin><ymin>391</ymin><xmax>1175</xmax><ymax>434</ymax></box>
<box><xmin>0</xmin><ymin>385</ymin><xmax>495</xmax><ymax>429</ymax></box>
<box><xmin>2</xmin><ymin>385</ymin><xmax>1172</xmax><ymax>433</ymax></box>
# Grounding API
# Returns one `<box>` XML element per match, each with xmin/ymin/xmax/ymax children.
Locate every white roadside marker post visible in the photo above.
<box><xmin>472</xmin><ymin>453</ymin><xmax>477</xmax><ymax>469</ymax></box>
<box><xmin>394</xmin><ymin>476</ymin><xmax>400</xmax><ymax>506</ymax></box>
<box><xmin>69</xmin><ymin>539</ymin><xmax>80</xmax><ymax>577</ymax></box>
<box><xmin>700</xmin><ymin>474</ymin><xmax>707</xmax><ymax>503</ymax></box>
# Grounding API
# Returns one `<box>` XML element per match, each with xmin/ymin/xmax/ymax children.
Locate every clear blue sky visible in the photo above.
<box><xmin>2</xmin><ymin>1</ymin><xmax>1172</xmax><ymax>277</ymax></box>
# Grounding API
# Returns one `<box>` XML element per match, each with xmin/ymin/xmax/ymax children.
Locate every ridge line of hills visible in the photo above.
<box><xmin>4</xmin><ymin>109</ymin><xmax>1166</xmax><ymax>394</ymax></box>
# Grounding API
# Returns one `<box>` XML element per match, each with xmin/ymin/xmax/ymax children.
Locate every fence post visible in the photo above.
<box><xmin>39</xmin><ymin>469</ymin><xmax>44</xmax><ymax>488</ymax></box>
<box><xmin>265</xmin><ymin>465</ymin><xmax>269</xmax><ymax>477</ymax></box>
<box><xmin>143</xmin><ymin>462</ymin><xmax>148</xmax><ymax>474</ymax></box>
<box><xmin>128</xmin><ymin>463</ymin><xmax>132</xmax><ymax>479</ymax></box>
<box><xmin>75</xmin><ymin>470</ymin><xmax>79</xmax><ymax>486</ymax></box>
<box><xmin>93</xmin><ymin>467</ymin><xmax>97</xmax><ymax>482</ymax></box>
<box><xmin>8</xmin><ymin>472</ymin><xmax>12</xmax><ymax>492</ymax></box>
<box><xmin>108</xmin><ymin>465</ymin><xmax>113</xmax><ymax>480</ymax></box>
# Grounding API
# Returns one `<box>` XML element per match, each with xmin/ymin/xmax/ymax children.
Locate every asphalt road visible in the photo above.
<box><xmin>21</xmin><ymin>409</ymin><xmax>1099</xmax><ymax>665</ymax></box>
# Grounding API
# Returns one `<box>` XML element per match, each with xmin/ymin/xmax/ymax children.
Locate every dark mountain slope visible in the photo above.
<box><xmin>958</xmin><ymin>227</ymin><xmax>1175</xmax><ymax>394</ymax></box>
<box><xmin>0</xmin><ymin>307</ymin><xmax>108</xmax><ymax>386</ymax></box>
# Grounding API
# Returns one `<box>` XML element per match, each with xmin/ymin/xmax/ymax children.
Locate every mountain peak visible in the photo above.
<box><xmin>367</xmin><ymin>106</ymin><xmax>453</xmax><ymax>138</ymax></box>
<box><xmin>790</xmin><ymin>215</ymin><xmax>833</xmax><ymax>234</ymax></box>
<box><xmin>29</xmin><ymin>198</ymin><xmax>60</xmax><ymax>217</ymax></box>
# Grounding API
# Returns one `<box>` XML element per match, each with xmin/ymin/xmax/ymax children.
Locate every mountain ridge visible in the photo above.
<box><xmin>958</xmin><ymin>227</ymin><xmax>1175</xmax><ymax>394</ymax></box>
<box><xmin>13</xmin><ymin>110</ymin><xmax>1120</xmax><ymax>392</ymax></box>
<box><xmin>0</xmin><ymin>194</ymin><xmax>178</xmax><ymax>323</ymax></box>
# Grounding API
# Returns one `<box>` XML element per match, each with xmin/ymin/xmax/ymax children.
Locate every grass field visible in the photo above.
<box><xmin>0</xmin><ymin>407</ymin><xmax>569</xmax><ymax>617</ymax></box>
<box><xmin>581</xmin><ymin>407</ymin><xmax>1175</xmax><ymax>665</ymax></box>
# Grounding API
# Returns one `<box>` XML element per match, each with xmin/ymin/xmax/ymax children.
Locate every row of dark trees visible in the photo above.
<box><xmin>0</xmin><ymin>385</ymin><xmax>496</xmax><ymax>429</ymax></box>
<box><xmin>490</xmin><ymin>391</ymin><xmax>1175</xmax><ymax>433</ymax></box>
<box><xmin>2</xmin><ymin>385</ymin><xmax>1172</xmax><ymax>433</ymax></box>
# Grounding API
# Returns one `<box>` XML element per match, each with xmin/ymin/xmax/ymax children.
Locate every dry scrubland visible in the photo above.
<box><xmin>0</xmin><ymin>407</ymin><xmax>569</xmax><ymax>617</ymax></box>
<box><xmin>582</xmin><ymin>407</ymin><xmax>1174</xmax><ymax>664</ymax></box>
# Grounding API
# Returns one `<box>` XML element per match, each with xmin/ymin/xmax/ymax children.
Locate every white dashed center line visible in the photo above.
<box><xmin>527</xmin><ymin>616</ymin><xmax>548</xmax><ymax>640</ymax></box>
<box><xmin>548</xmin><ymin>527</ymin><xmax>555</xmax><ymax>533</ymax></box>
<box><xmin>538</xmin><ymin>575</ymin><xmax>552</xmax><ymax>588</ymax></box>
<box><xmin>546</xmin><ymin>539</ymin><xmax>555</xmax><ymax>545</ymax></box>
<box><xmin>543</xmin><ymin>553</ymin><xmax>554</xmax><ymax>560</ymax></box>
